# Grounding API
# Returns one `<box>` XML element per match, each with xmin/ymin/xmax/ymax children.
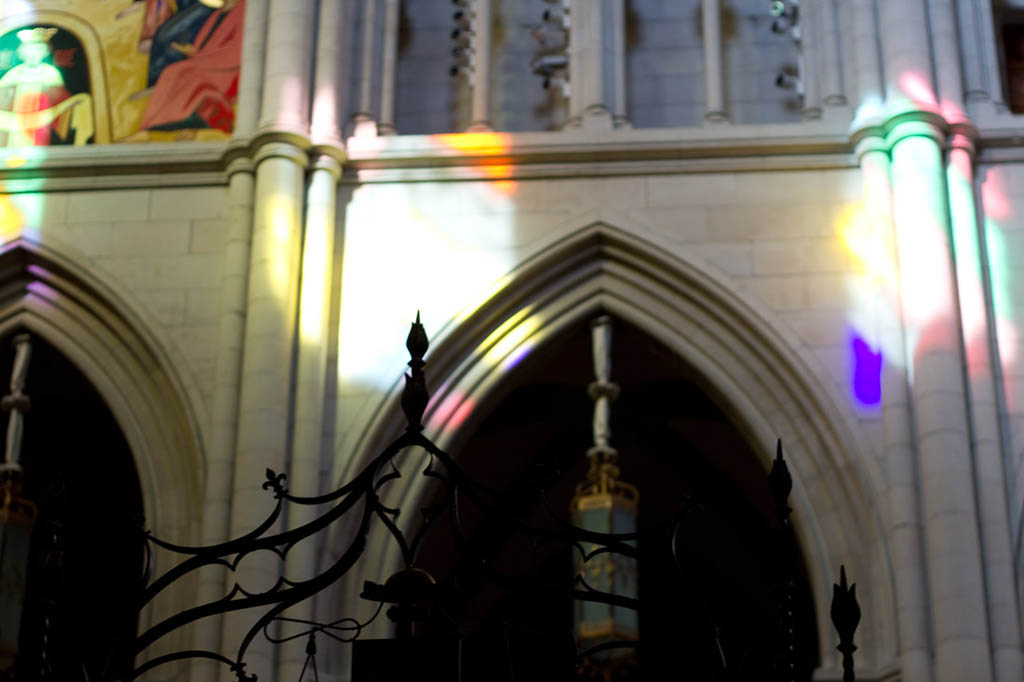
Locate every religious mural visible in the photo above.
<box><xmin>0</xmin><ymin>0</ymin><xmax>245</xmax><ymax>146</ymax></box>
<box><xmin>0</xmin><ymin>26</ymin><xmax>93</xmax><ymax>147</ymax></box>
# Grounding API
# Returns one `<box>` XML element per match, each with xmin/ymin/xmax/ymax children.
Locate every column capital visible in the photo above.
<box><xmin>226</xmin><ymin>156</ymin><xmax>256</xmax><ymax>177</ymax></box>
<box><xmin>884</xmin><ymin>110</ymin><xmax>947</xmax><ymax>149</ymax></box>
<box><xmin>946</xmin><ymin>122</ymin><xmax>980</xmax><ymax>158</ymax></box>
<box><xmin>310</xmin><ymin>154</ymin><xmax>343</xmax><ymax>180</ymax></box>
<box><xmin>853</xmin><ymin>134</ymin><xmax>888</xmax><ymax>162</ymax></box>
<box><xmin>253</xmin><ymin>140</ymin><xmax>310</xmax><ymax>168</ymax></box>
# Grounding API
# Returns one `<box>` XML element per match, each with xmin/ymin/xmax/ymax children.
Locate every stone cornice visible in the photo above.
<box><xmin>4</xmin><ymin>113</ymin><xmax>1024</xmax><ymax>193</ymax></box>
<box><xmin>342</xmin><ymin>121</ymin><xmax>857</xmax><ymax>181</ymax></box>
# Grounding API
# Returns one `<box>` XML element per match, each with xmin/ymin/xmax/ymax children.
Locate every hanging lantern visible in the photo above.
<box><xmin>0</xmin><ymin>333</ymin><xmax>34</xmax><ymax>673</ymax></box>
<box><xmin>571</xmin><ymin>317</ymin><xmax>638</xmax><ymax>662</ymax></box>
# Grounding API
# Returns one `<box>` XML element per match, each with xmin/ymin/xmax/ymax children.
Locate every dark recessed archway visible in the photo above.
<box><xmin>412</xmin><ymin>315</ymin><xmax>820</xmax><ymax>680</ymax></box>
<box><xmin>3</xmin><ymin>332</ymin><xmax>143</xmax><ymax>681</ymax></box>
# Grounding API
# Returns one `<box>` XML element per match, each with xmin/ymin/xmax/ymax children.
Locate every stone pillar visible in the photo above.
<box><xmin>192</xmin><ymin>2</ymin><xmax>266</xmax><ymax>678</ymax></box>
<box><xmin>233</xmin><ymin>0</ymin><xmax>268</xmax><ymax>137</ymax></box>
<box><xmin>799</xmin><ymin>0</ymin><xmax>821</xmax><ymax>118</ymax></box>
<box><xmin>611</xmin><ymin>0</ymin><xmax>628</xmax><ymax>127</ymax></box>
<box><xmin>378</xmin><ymin>0</ymin><xmax>400</xmax><ymax>135</ymax></box>
<box><xmin>851</xmin><ymin>0</ymin><xmax>882</xmax><ymax>122</ymax></box>
<box><xmin>566</xmin><ymin>0</ymin><xmax>618</xmax><ymax>129</ymax></box>
<box><xmin>927</xmin><ymin>0</ymin><xmax>965</xmax><ymax>120</ymax></box>
<box><xmin>257</xmin><ymin>0</ymin><xmax>316</xmax><ymax>137</ymax></box>
<box><xmin>193</xmin><ymin>159</ymin><xmax>255</xmax><ymax>682</ymax></box>
<box><xmin>701</xmin><ymin>0</ymin><xmax>727</xmax><ymax>123</ymax></box>
<box><xmin>858</xmin><ymin>137</ymin><xmax>934</xmax><ymax>682</ymax></box>
<box><xmin>221</xmin><ymin>2</ymin><xmax>315</xmax><ymax>679</ymax></box>
<box><xmin>948</xmin><ymin>134</ymin><xmax>1024</xmax><ymax>682</ymax></box>
<box><xmin>972</xmin><ymin>0</ymin><xmax>1006</xmax><ymax>111</ymax></box>
<box><xmin>276</xmin><ymin>155</ymin><xmax>341</xmax><ymax>682</ymax></box>
<box><xmin>353</xmin><ymin>0</ymin><xmax>379</xmax><ymax>136</ymax></box>
<box><xmin>818</xmin><ymin>0</ymin><xmax>845</xmax><ymax>107</ymax></box>
<box><xmin>956</xmin><ymin>0</ymin><xmax>988</xmax><ymax>103</ymax></box>
<box><xmin>221</xmin><ymin>142</ymin><xmax>307</xmax><ymax>682</ymax></box>
<box><xmin>310</xmin><ymin>0</ymin><xmax>351</xmax><ymax>146</ymax></box>
<box><xmin>878</xmin><ymin>0</ymin><xmax>934</xmax><ymax>111</ymax></box>
<box><xmin>468</xmin><ymin>0</ymin><xmax>493</xmax><ymax>131</ymax></box>
<box><xmin>889</xmin><ymin>119</ymin><xmax>992</xmax><ymax>682</ymax></box>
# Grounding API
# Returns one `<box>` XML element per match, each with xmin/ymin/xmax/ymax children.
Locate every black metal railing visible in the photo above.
<box><xmin>28</xmin><ymin>315</ymin><xmax>860</xmax><ymax>681</ymax></box>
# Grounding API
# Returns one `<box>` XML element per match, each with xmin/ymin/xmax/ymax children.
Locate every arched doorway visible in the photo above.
<box><xmin>340</xmin><ymin>222</ymin><xmax>894</xmax><ymax>676</ymax></box>
<box><xmin>4</xmin><ymin>332</ymin><xmax>143</xmax><ymax>681</ymax></box>
<box><xmin>412</xmin><ymin>315</ymin><xmax>820</xmax><ymax>679</ymax></box>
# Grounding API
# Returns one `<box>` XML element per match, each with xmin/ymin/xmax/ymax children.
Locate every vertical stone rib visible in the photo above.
<box><xmin>222</xmin><ymin>144</ymin><xmax>307</xmax><ymax>682</ymax></box>
<box><xmin>819</xmin><ymin>0</ymin><xmax>845</xmax><ymax>106</ymax></box>
<box><xmin>469</xmin><ymin>0</ymin><xmax>493</xmax><ymax>131</ymax></box>
<box><xmin>276</xmin><ymin>156</ymin><xmax>341</xmax><ymax>682</ymax></box>
<box><xmin>257</xmin><ymin>0</ymin><xmax>316</xmax><ymax>135</ymax></box>
<box><xmin>701</xmin><ymin>0</ymin><xmax>727</xmax><ymax>123</ymax></box>
<box><xmin>193</xmin><ymin>160</ymin><xmax>255</xmax><ymax>682</ymax></box>
<box><xmin>890</xmin><ymin>123</ymin><xmax>992</xmax><ymax>682</ymax></box>
<box><xmin>233</xmin><ymin>0</ymin><xmax>268</xmax><ymax>139</ymax></box>
<box><xmin>859</xmin><ymin>140</ymin><xmax>934</xmax><ymax>682</ymax></box>
<box><xmin>948</xmin><ymin>138</ymin><xmax>1024</xmax><ymax>682</ymax></box>
<box><xmin>378</xmin><ymin>0</ymin><xmax>400</xmax><ymax>134</ymax></box>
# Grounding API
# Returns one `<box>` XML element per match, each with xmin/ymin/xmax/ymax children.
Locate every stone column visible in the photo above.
<box><xmin>956</xmin><ymin>0</ymin><xmax>988</xmax><ymax>103</ymax></box>
<box><xmin>948</xmin><ymin>134</ymin><xmax>1024</xmax><ymax>682</ymax></box>
<box><xmin>378</xmin><ymin>0</ymin><xmax>400</xmax><ymax>135</ymax></box>
<box><xmin>701</xmin><ymin>0</ymin><xmax>727</xmax><ymax>123</ymax></box>
<box><xmin>889</xmin><ymin>119</ymin><xmax>992</xmax><ymax>682</ymax></box>
<box><xmin>222</xmin><ymin>1</ymin><xmax>315</xmax><ymax>679</ymax></box>
<box><xmin>878</xmin><ymin>0</ymin><xmax>934</xmax><ymax>110</ymax></box>
<box><xmin>233</xmin><ymin>0</ymin><xmax>268</xmax><ymax>137</ymax></box>
<box><xmin>799</xmin><ymin>0</ymin><xmax>821</xmax><ymax>118</ymax></box>
<box><xmin>193</xmin><ymin>3</ymin><xmax>266</xmax><ymax>679</ymax></box>
<box><xmin>221</xmin><ymin>142</ymin><xmax>307</xmax><ymax>682</ymax></box>
<box><xmin>973</xmin><ymin>0</ymin><xmax>1006</xmax><ymax>111</ymax></box>
<box><xmin>851</xmin><ymin>0</ymin><xmax>882</xmax><ymax>121</ymax></box>
<box><xmin>353</xmin><ymin>0</ymin><xmax>379</xmax><ymax>136</ymax></box>
<box><xmin>276</xmin><ymin>155</ymin><xmax>341</xmax><ymax>682</ymax></box>
<box><xmin>818</xmin><ymin>0</ymin><xmax>845</xmax><ymax>107</ymax></box>
<box><xmin>611</xmin><ymin>0</ymin><xmax>629</xmax><ymax>127</ymax></box>
<box><xmin>927</xmin><ymin>0</ymin><xmax>965</xmax><ymax>119</ymax></box>
<box><xmin>858</xmin><ymin>137</ymin><xmax>934</xmax><ymax>682</ymax></box>
<box><xmin>468</xmin><ymin>0</ymin><xmax>493</xmax><ymax>131</ymax></box>
<box><xmin>257</xmin><ymin>0</ymin><xmax>316</xmax><ymax>137</ymax></box>
<box><xmin>193</xmin><ymin>158</ymin><xmax>255</xmax><ymax>682</ymax></box>
<box><xmin>310</xmin><ymin>0</ymin><xmax>351</xmax><ymax>146</ymax></box>
<box><xmin>567</xmin><ymin>0</ymin><xmax>617</xmax><ymax>129</ymax></box>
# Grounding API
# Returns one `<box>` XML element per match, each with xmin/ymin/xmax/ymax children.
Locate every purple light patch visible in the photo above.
<box><xmin>852</xmin><ymin>336</ymin><xmax>882</xmax><ymax>406</ymax></box>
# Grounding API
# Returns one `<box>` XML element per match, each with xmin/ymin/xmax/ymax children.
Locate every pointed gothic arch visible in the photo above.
<box><xmin>335</xmin><ymin>220</ymin><xmax>897</xmax><ymax>677</ymax></box>
<box><xmin>0</xmin><ymin>238</ymin><xmax>205</xmax><ymax>659</ymax></box>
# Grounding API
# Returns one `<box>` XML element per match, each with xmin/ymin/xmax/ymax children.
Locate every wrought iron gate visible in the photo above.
<box><xmin>19</xmin><ymin>316</ymin><xmax>861</xmax><ymax>682</ymax></box>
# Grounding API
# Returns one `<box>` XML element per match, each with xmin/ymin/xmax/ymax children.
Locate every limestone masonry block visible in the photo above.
<box><xmin>149</xmin><ymin>187</ymin><xmax>227</xmax><ymax>221</ymax></box>
<box><xmin>69</xmin><ymin>189</ymin><xmax>150</xmax><ymax>223</ymax></box>
<box><xmin>109</xmin><ymin>221</ymin><xmax>190</xmax><ymax>256</ymax></box>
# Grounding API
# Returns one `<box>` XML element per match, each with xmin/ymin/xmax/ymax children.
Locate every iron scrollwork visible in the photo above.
<box><xmin>94</xmin><ymin>314</ymin><xmax>858</xmax><ymax>681</ymax></box>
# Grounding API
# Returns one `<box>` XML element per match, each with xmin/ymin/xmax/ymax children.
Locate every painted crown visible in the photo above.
<box><xmin>16</xmin><ymin>27</ymin><xmax>58</xmax><ymax>45</ymax></box>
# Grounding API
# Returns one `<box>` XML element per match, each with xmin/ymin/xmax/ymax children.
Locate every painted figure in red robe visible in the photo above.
<box><xmin>0</xmin><ymin>28</ymin><xmax>70</xmax><ymax>146</ymax></box>
<box><xmin>133</xmin><ymin>0</ymin><xmax>244</xmax><ymax>139</ymax></box>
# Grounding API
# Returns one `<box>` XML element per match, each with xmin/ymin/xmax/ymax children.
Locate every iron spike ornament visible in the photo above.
<box><xmin>770</xmin><ymin>438</ymin><xmax>793</xmax><ymax>522</ymax></box>
<box><xmin>401</xmin><ymin>312</ymin><xmax>430</xmax><ymax>430</ymax></box>
<box><xmin>831</xmin><ymin>565</ymin><xmax>861</xmax><ymax>682</ymax></box>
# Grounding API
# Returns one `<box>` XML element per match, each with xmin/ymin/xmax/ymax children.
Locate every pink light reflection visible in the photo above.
<box><xmin>982</xmin><ymin>168</ymin><xmax>1011</xmax><ymax>222</ymax></box>
<box><xmin>899</xmin><ymin>72</ymin><xmax>938</xmax><ymax>107</ymax></box>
